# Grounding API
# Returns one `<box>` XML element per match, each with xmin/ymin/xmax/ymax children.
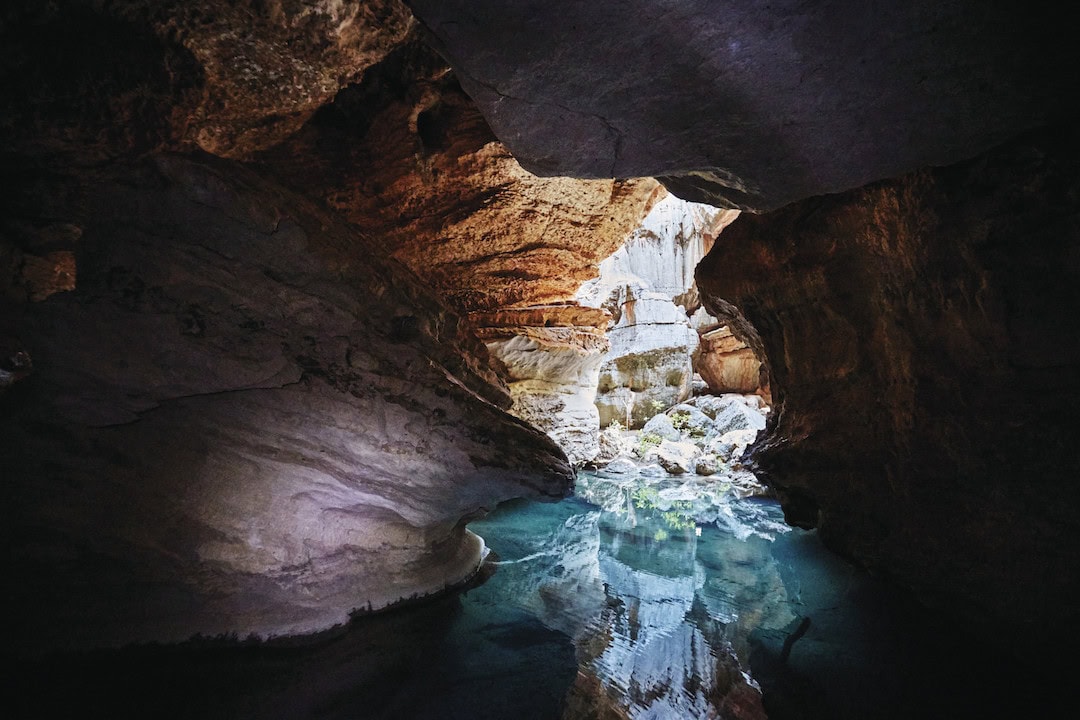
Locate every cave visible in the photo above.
<box><xmin>3</xmin><ymin>2</ymin><xmax>1079</xmax><ymax>719</ymax></box>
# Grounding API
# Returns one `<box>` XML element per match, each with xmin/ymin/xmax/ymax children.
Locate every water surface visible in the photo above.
<box><xmin>12</xmin><ymin>469</ymin><xmax>1049</xmax><ymax>719</ymax></box>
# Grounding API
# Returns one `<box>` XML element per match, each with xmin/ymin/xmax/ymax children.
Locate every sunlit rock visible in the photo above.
<box><xmin>580</xmin><ymin>195</ymin><xmax>741</xmax><ymax>428</ymax></box>
<box><xmin>696</xmin><ymin>325</ymin><xmax>766</xmax><ymax>396</ymax></box>
<box><xmin>645</xmin><ymin>440</ymin><xmax>701</xmax><ymax>476</ymax></box>
<box><xmin>476</xmin><ymin>307</ymin><xmax>610</xmax><ymax>466</ymax></box>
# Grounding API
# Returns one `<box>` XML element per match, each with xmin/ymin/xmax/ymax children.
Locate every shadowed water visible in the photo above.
<box><xmin>10</xmin><ymin>469</ymin><xmax>1051</xmax><ymax>719</ymax></box>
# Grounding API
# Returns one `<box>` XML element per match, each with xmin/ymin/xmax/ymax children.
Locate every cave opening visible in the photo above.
<box><xmin>4</xmin><ymin>2</ymin><xmax>1079</xmax><ymax>719</ymax></box>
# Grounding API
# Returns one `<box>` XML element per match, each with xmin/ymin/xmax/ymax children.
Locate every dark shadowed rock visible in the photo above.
<box><xmin>696</xmin><ymin>124</ymin><xmax>1080</xmax><ymax>648</ymax></box>
<box><xmin>406</xmin><ymin>0</ymin><xmax>1078</xmax><ymax>209</ymax></box>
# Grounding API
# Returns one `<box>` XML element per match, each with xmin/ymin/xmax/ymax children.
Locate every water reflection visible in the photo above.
<box><xmin>470</xmin><ymin>471</ymin><xmax>797</xmax><ymax>719</ymax></box>
<box><xmin>13</xmin><ymin>470</ymin><xmax>1049</xmax><ymax>719</ymax></box>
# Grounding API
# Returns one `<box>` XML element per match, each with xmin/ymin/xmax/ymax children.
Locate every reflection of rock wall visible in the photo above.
<box><xmin>580</xmin><ymin>195</ymin><xmax>737</xmax><ymax>428</ymax></box>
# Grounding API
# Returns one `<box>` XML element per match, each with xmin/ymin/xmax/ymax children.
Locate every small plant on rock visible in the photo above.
<box><xmin>636</xmin><ymin>431</ymin><xmax>662</xmax><ymax>457</ymax></box>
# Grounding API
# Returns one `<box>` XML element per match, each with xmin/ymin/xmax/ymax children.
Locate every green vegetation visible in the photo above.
<box><xmin>632</xmin><ymin>489</ymin><xmax>697</xmax><ymax>536</ymax></box>
<box><xmin>632</xmin><ymin>486</ymin><xmax>659</xmax><ymax>510</ymax></box>
<box><xmin>636</xmin><ymin>431</ymin><xmax>663</xmax><ymax>457</ymax></box>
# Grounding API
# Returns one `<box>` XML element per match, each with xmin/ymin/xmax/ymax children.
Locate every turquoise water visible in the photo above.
<box><xmin>12</xmin><ymin>469</ymin><xmax>1047</xmax><ymax>719</ymax></box>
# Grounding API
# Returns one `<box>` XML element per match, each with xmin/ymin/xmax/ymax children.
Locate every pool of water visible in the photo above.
<box><xmin>11</xmin><ymin>469</ymin><xmax>1053</xmax><ymax>719</ymax></box>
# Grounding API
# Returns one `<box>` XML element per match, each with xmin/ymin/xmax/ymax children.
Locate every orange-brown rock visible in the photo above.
<box><xmin>696</xmin><ymin>326</ymin><xmax>766</xmax><ymax>397</ymax></box>
<box><xmin>154</xmin><ymin>0</ymin><xmax>416</xmax><ymax>157</ymax></box>
<box><xmin>257</xmin><ymin>39</ymin><xmax>660</xmax><ymax>314</ymax></box>
<box><xmin>696</xmin><ymin>124</ymin><xmax>1080</xmax><ymax>650</ymax></box>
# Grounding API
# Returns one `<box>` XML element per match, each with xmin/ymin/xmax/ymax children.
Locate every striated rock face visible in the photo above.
<box><xmin>696</xmin><ymin>125</ymin><xmax>1080</xmax><ymax>646</ymax></box>
<box><xmin>406</xmin><ymin>0</ymin><xmax>1078</xmax><ymax>209</ymax></box>
<box><xmin>3</xmin><ymin>155</ymin><xmax>571</xmax><ymax>652</ymax></box>
<box><xmin>580</xmin><ymin>195</ymin><xmax>734</xmax><ymax>428</ymax></box>
<box><xmin>474</xmin><ymin>306</ymin><xmax>610</xmax><ymax>466</ymax></box>
<box><xmin>256</xmin><ymin>37</ymin><xmax>660</xmax><ymax>314</ymax></box>
<box><xmin>696</xmin><ymin>325</ymin><xmax>767</xmax><ymax>397</ymax></box>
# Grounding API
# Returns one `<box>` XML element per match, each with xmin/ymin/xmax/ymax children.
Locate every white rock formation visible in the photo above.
<box><xmin>476</xmin><ymin>306</ymin><xmax>610</xmax><ymax>466</ymax></box>
<box><xmin>484</xmin><ymin>327</ymin><xmax>607</xmax><ymax>466</ymax></box>
<box><xmin>578</xmin><ymin>194</ymin><xmax>739</xmax><ymax>428</ymax></box>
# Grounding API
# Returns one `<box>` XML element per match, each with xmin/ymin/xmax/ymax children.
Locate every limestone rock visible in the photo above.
<box><xmin>641</xmin><ymin>413</ymin><xmax>681</xmax><ymax>443</ymax></box>
<box><xmin>581</xmin><ymin>195</ymin><xmax>734</xmax><ymax>428</ymax></box>
<box><xmin>667</xmin><ymin>403</ymin><xmax>714</xmax><ymax>440</ymax></box>
<box><xmin>697</xmin><ymin>124</ymin><xmax>1080</xmax><ymax>647</ymax></box>
<box><xmin>480</xmin><ymin>315</ymin><xmax>608</xmax><ymax>466</ymax></box>
<box><xmin>594</xmin><ymin>426</ymin><xmax>633</xmax><ymax>466</ymax></box>
<box><xmin>3</xmin><ymin>155</ymin><xmax>572</xmax><ymax>652</ymax></box>
<box><xmin>647</xmin><ymin>440</ymin><xmax>701</xmax><ymax>476</ymax></box>
<box><xmin>589</xmin><ymin>287</ymin><xmax>700</xmax><ymax>429</ymax></box>
<box><xmin>706</xmin><ymin>398</ymin><xmax>768</xmax><ymax>437</ymax></box>
<box><xmin>695</xmin><ymin>455</ymin><xmax>720</xmax><ymax>477</ymax></box>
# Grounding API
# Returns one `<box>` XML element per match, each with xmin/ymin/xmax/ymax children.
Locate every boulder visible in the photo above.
<box><xmin>641</xmin><ymin>413</ymin><xmax>682</xmax><ymax>442</ymax></box>
<box><xmin>594</xmin><ymin>426</ymin><xmax>633</xmax><ymax>466</ymax></box>
<box><xmin>666</xmin><ymin>403</ymin><xmax>714</xmax><ymax>439</ymax></box>
<box><xmin>710</xmin><ymin>399</ymin><xmax>768</xmax><ymax>436</ymax></box>
<box><xmin>648</xmin><ymin>440</ymin><xmax>701</xmax><ymax>475</ymax></box>
<box><xmin>603</xmin><ymin>457</ymin><xmax>639</xmax><ymax>475</ymax></box>
<box><xmin>695</xmin><ymin>454</ymin><xmax>721</xmax><ymax>477</ymax></box>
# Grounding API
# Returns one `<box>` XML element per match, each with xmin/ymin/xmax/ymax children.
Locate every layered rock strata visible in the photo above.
<box><xmin>473</xmin><ymin>306</ymin><xmax>610</xmax><ymax>466</ymax></box>
<box><xmin>696</xmin><ymin>125</ymin><xmax>1080</xmax><ymax>646</ymax></box>
<box><xmin>696</xmin><ymin>325</ymin><xmax>768</xmax><ymax>398</ymax></box>
<box><xmin>3</xmin><ymin>155</ymin><xmax>571</xmax><ymax>652</ymax></box>
<box><xmin>255</xmin><ymin>38</ymin><xmax>660</xmax><ymax>314</ymax></box>
<box><xmin>578</xmin><ymin>195</ymin><xmax>737</xmax><ymax>427</ymax></box>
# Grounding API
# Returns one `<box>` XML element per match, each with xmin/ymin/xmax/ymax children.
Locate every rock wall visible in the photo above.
<box><xmin>579</xmin><ymin>195</ymin><xmax>736</xmax><ymax>427</ymax></box>
<box><xmin>3</xmin><ymin>155</ymin><xmax>571</xmax><ymax>652</ymax></box>
<box><xmin>474</xmin><ymin>306</ymin><xmax>610</xmax><ymax>466</ymax></box>
<box><xmin>254</xmin><ymin>38</ymin><xmax>660</xmax><ymax>314</ymax></box>
<box><xmin>696</xmin><ymin>326</ymin><xmax>768</xmax><ymax>398</ymax></box>
<box><xmin>696</xmin><ymin>124</ymin><xmax>1080</xmax><ymax>647</ymax></box>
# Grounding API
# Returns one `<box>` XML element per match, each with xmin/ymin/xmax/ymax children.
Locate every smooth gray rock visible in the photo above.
<box><xmin>604</xmin><ymin>457</ymin><xmax>639</xmax><ymax>475</ymax></box>
<box><xmin>407</xmin><ymin>0</ymin><xmax>1077</xmax><ymax>210</ymax></box>
<box><xmin>642</xmin><ymin>413</ymin><xmax>682</xmax><ymax>442</ymax></box>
